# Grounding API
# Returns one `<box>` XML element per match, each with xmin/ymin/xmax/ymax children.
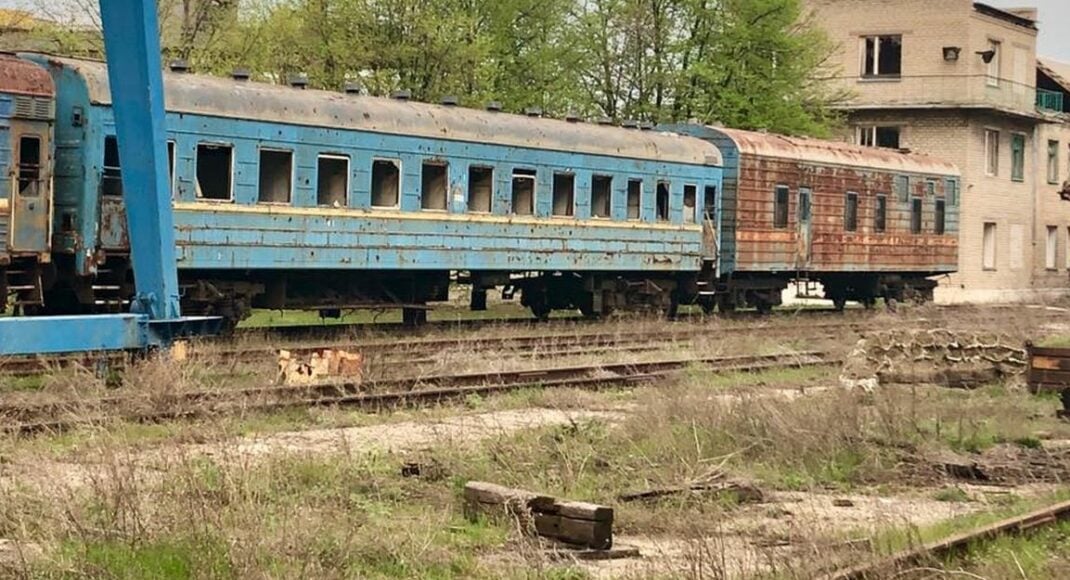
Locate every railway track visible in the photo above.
<box><xmin>1</xmin><ymin>351</ymin><xmax>838</xmax><ymax>435</ymax></box>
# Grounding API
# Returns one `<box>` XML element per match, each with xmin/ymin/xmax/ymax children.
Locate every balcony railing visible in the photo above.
<box><xmin>1038</xmin><ymin>89</ymin><xmax>1065</xmax><ymax>113</ymax></box>
<box><xmin>830</xmin><ymin>74</ymin><xmax>1045</xmax><ymax>116</ymax></box>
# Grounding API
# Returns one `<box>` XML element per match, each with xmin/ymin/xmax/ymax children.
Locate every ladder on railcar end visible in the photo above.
<box><xmin>4</xmin><ymin>260</ymin><xmax>43</xmax><ymax>310</ymax></box>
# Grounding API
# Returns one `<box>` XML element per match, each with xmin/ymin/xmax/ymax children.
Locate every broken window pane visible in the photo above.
<box><xmin>258</xmin><ymin>149</ymin><xmax>293</xmax><ymax>203</ymax></box>
<box><xmin>861</xmin><ymin>35</ymin><xmax>902</xmax><ymax>77</ymax></box>
<box><xmin>552</xmin><ymin>173</ymin><xmax>575</xmax><ymax>217</ymax></box>
<box><xmin>683</xmin><ymin>184</ymin><xmax>697</xmax><ymax>224</ymax></box>
<box><xmin>421</xmin><ymin>161</ymin><xmax>448</xmax><ymax>211</ymax></box>
<box><xmin>17</xmin><ymin>135</ymin><xmax>40</xmax><ymax>197</ymax></box>
<box><xmin>656</xmin><ymin>181</ymin><xmax>670</xmax><ymax>222</ymax></box>
<box><xmin>627</xmin><ymin>179</ymin><xmax>642</xmax><ymax>220</ymax></box>
<box><xmin>468</xmin><ymin>166</ymin><xmax>493</xmax><ymax>213</ymax></box>
<box><xmin>512</xmin><ymin>169</ymin><xmax>536</xmax><ymax>215</ymax></box>
<box><xmin>591</xmin><ymin>175</ymin><xmax>612</xmax><ymax>218</ymax></box>
<box><xmin>196</xmin><ymin>143</ymin><xmax>233</xmax><ymax>200</ymax></box>
<box><xmin>371</xmin><ymin>159</ymin><xmax>400</xmax><ymax>208</ymax></box>
<box><xmin>317</xmin><ymin>155</ymin><xmax>349</xmax><ymax>207</ymax></box>
<box><xmin>102</xmin><ymin>135</ymin><xmax>122</xmax><ymax>197</ymax></box>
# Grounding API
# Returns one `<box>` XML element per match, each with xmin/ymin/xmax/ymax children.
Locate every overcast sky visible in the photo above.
<box><xmin>2</xmin><ymin>0</ymin><xmax>1068</xmax><ymax>62</ymax></box>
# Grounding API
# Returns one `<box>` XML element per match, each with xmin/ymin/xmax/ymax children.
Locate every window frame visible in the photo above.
<box><xmin>551</xmin><ymin>171</ymin><xmax>576</xmax><ymax>218</ymax></box>
<box><xmin>773</xmin><ymin>185</ymin><xmax>790</xmax><ymax>229</ymax></box>
<box><xmin>511</xmin><ymin>168</ymin><xmax>537</xmax><ymax>216</ymax></box>
<box><xmin>1048</xmin><ymin>140</ymin><xmax>1060</xmax><ymax>185</ymax></box>
<box><xmin>1046</xmin><ymin>225</ymin><xmax>1058</xmax><ymax>270</ymax></box>
<box><xmin>983</xmin><ymin>222</ymin><xmax>997</xmax><ymax>271</ymax></box>
<box><xmin>844</xmin><ymin>191</ymin><xmax>859</xmax><ymax>232</ymax></box>
<box><xmin>874</xmin><ymin>194</ymin><xmax>887</xmax><ymax>233</ymax></box>
<box><xmin>682</xmin><ymin>184</ymin><xmax>698</xmax><ymax>224</ymax></box>
<box><xmin>934</xmin><ymin>199</ymin><xmax>946</xmax><ymax>235</ymax></box>
<box><xmin>655</xmin><ymin>180</ymin><xmax>671</xmax><ymax>222</ymax></box>
<box><xmin>194</xmin><ymin>141</ymin><xmax>235</xmax><ymax>202</ymax></box>
<box><xmin>370</xmin><ymin>157</ymin><xmax>402</xmax><ymax>209</ymax></box>
<box><xmin>316</xmin><ymin>153</ymin><xmax>351</xmax><ymax>207</ymax></box>
<box><xmin>626</xmin><ymin>178</ymin><xmax>643</xmax><ymax>221</ymax></box>
<box><xmin>986</xmin><ymin>39</ymin><xmax>1002</xmax><ymax>87</ymax></box>
<box><xmin>467</xmin><ymin>164</ymin><xmax>495</xmax><ymax>214</ymax></box>
<box><xmin>420</xmin><ymin>160</ymin><xmax>450</xmax><ymax>212</ymax></box>
<box><xmin>946</xmin><ymin>178</ymin><xmax>959</xmax><ymax>207</ymax></box>
<box><xmin>910</xmin><ymin>196</ymin><xmax>923</xmax><ymax>234</ymax></box>
<box><xmin>860</xmin><ymin>34</ymin><xmax>903</xmax><ymax>79</ymax></box>
<box><xmin>256</xmin><ymin>146</ymin><xmax>295</xmax><ymax>205</ymax></box>
<box><xmin>1010</xmin><ymin>132</ymin><xmax>1026</xmax><ymax>182</ymax></box>
<box><xmin>16</xmin><ymin>134</ymin><xmax>42</xmax><ymax>197</ymax></box>
<box><xmin>591</xmin><ymin>174</ymin><xmax>613</xmax><ymax>219</ymax></box>
<box><xmin>984</xmin><ymin>129</ymin><xmax>1000</xmax><ymax>177</ymax></box>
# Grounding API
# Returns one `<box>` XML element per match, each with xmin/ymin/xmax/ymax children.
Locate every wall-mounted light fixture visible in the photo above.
<box><xmin>942</xmin><ymin>46</ymin><xmax>961</xmax><ymax>62</ymax></box>
<box><xmin>976</xmin><ymin>49</ymin><xmax>997</xmax><ymax>64</ymax></box>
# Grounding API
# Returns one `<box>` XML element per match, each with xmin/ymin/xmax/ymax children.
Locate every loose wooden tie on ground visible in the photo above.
<box><xmin>463</xmin><ymin>482</ymin><xmax>614</xmax><ymax>550</ymax></box>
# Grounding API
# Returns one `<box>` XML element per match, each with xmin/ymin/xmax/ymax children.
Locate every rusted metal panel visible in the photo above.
<box><xmin>98</xmin><ymin>195</ymin><xmax>129</xmax><ymax>249</ymax></box>
<box><xmin>38</xmin><ymin>54</ymin><xmax>723</xmax><ymax>167</ymax></box>
<box><xmin>0</xmin><ymin>54</ymin><xmax>53</xmax><ymax>99</ymax></box>
<box><xmin>1027</xmin><ymin>344</ymin><xmax>1070</xmax><ymax>392</ymax></box>
<box><xmin>709</xmin><ymin>128</ymin><xmax>959</xmax><ymax>275</ymax></box>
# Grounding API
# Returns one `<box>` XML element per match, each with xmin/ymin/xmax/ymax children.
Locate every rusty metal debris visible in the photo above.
<box><xmin>276</xmin><ymin>348</ymin><xmax>364</xmax><ymax>385</ymax></box>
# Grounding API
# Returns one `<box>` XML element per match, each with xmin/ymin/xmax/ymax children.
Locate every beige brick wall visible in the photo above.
<box><xmin>807</xmin><ymin>0</ymin><xmax>1065</xmax><ymax>302</ymax></box>
<box><xmin>1034</xmin><ymin>122</ymin><xmax>1070</xmax><ymax>290</ymax></box>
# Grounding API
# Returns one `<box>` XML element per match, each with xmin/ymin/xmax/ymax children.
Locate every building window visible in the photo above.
<box><xmin>946</xmin><ymin>178</ymin><xmax>959</xmax><ymax>206</ymax></box>
<box><xmin>592</xmin><ymin>175</ymin><xmax>612</xmax><ymax>218</ymax></box>
<box><xmin>626</xmin><ymin>179</ymin><xmax>642</xmax><ymax>220</ymax></box>
<box><xmin>857</xmin><ymin>126</ymin><xmax>901</xmax><ymax>149</ymax></box>
<box><xmin>925</xmin><ymin>179</ymin><xmax>937</xmax><ymax>196</ymax></box>
<box><xmin>552</xmin><ymin>172</ymin><xmax>575</xmax><ymax>217</ymax></box>
<box><xmin>258</xmin><ymin>149</ymin><xmax>293</xmax><ymax>204</ymax></box>
<box><xmin>986</xmin><ymin>39</ymin><xmax>1001</xmax><ymax>87</ymax></box>
<box><xmin>1048</xmin><ymin>140</ymin><xmax>1060</xmax><ymax>184</ymax></box>
<box><xmin>844</xmin><ymin>191</ymin><xmax>858</xmax><ymax>232</ymax></box>
<box><xmin>895</xmin><ymin>174</ymin><xmax>910</xmax><ymax>203</ymax></box>
<box><xmin>934</xmin><ymin>199</ymin><xmax>946</xmax><ymax>235</ymax></box>
<box><xmin>468</xmin><ymin>166</ymin><xmax>493</xmax><ymax>213</ymax></box>
<box><xmin>985</xmin><ymin>130</ymin><xmax>1000</xmax><ymax>176</ymax></box>
<box><xmin>656</xmin><ymin>181</ymin><xmax>670</xmax><ymax>222</ymax></box>
<box><xmin>421</xmin><ymin>161</ymin><xmax>448</xmax><ymax>211</ymax></box>
<box><xmin>683</xmin><ymin>184</ymin><xmax>697</xmax><ymax>224</ymax></box>
<box><xmin>861</xmin><ymin>35</ymin><xmax>902</xmax><ymax>78</ymax></box>
<box><xmin>370</xmin><ymin>159</ymin><xmax>401</xmax><ymax>208</ymax></box>
<box><xmin>1066</xmin><ymin>226</ymin><xmax>1070</xmax><ymax>270</ymax></box>
<box><xmin>911</xmin><ymin>197</ymin><xmax>922</xmax><ymax>234</ymax></box>
<box><xmin>316</xmin><ymin>154</ymin><xmax>349</xmax><ymax>207</ymax></box>
<box><xmin>102</xmin><ymin>135</ymin><xmax>123</xmax><ymax>197</ymax></box>
<box><xmin>774</xmin><ymin>185</ymin><xmax>789</xmax><ymax>229</ymax></box>
<box><xmin>1011</xmin><ymin>133</ymin><xmax>1025</xmax><ymax>182</ymax></box>
<box><xmin>875</xmin><ymin>194</ymin><xmax>886</xmax><ymax>233</ymax></box>
<box><xmin>1048</xmin><ymin>226</ymin><xmax>1058</xmax><ymax>270</ymax></box>
<box><xmin>17</xmin><ymin>135</ymin><xmax>41</xmax><ymax>197</ymax></box>
<box><xmin>983</xmin><ymin>222</ymin><xmax>997</xmax><ymax>270</ymax></box>
<box><xmin>512</xmin><ymin>168</ymin><xmax>536</xmax><ymax>215</ymax></box>
<box><xmin>196</xmin><ymin>143</ymin><xmax>233</xmax><ymax>200</ymax></box>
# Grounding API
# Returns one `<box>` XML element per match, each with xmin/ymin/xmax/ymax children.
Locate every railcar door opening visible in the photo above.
<box><xmin>796</xmin><ymin>187</ymin><xmax>812</xmax><ymax>269</ymax></box>
<box><xmin>701</xmin><ymin>185</ymin><xmax>717</xmax><ymax>259</ymax></box>
<box><xmin>9</xmin><ymin>132</ymin><xmax>51</xmax><ymax>254</ymax></box>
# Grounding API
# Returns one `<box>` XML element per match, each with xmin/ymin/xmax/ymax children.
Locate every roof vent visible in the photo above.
<box><xmin>288</xmin><ymin>73</ymin><xmax>308</xmax><ymax>89</ymax></box>
<box><xmin>391</xmin><ymin>89</ymin><xmax>412</xmax><ymax>101</ymax></box>
<box><xmin>565</xmin><ymin>112</ymin><xmax>581</xmax><ymax>123</ymax></box>
<box><xmin>344</xmin><ymin>82</ymin><xmax>362</xmax><ymax>95</ymax></box>
<box><xmin>231</xmin><ymin>67</ymin><xmax>251</xmax><ymax>81</ymax></box>
<box><xmin>596</xmin><ymin>117</ymin><xmax>613</xmax><ymax>126</ymax></box>
<box><xmin>485</xmin><ymin>101</ymin><xmax>503</xmax><ymax>112</ymax></box>
<box><xmin>168</xmin><ymin>59</ymin><xmax>189</xmax><ymax>73</ymax></box>
<box><xmin>524</xmin><ymin>107</ymin><xmax>543</xmax><ymax>117</ymax></box>
<box><xmin>621</xmin><ymin>120</ymin><xmax>639</xmax><ymax>129</ymax></box>
<box><xmin>441</xmin><ymin>95</ymin><xmax>459</xmax><ymax>106</ymax></box>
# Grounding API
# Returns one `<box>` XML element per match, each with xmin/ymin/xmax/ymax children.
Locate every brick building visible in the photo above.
<box><xmin>804</xmin><ymin>0</ymin><xmax>1070</xmax><ymax>302</ymax></box>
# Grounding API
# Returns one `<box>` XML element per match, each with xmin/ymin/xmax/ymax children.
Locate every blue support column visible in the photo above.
<box><xmin>98</xmin><ymin>0</ymin><xmax>181</xmax><ymax>320</ymax></box>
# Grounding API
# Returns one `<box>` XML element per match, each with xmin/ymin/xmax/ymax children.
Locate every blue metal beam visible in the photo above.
<box><xmin>98</xmin><ymin>0</ymin><xmax>181</xmax><ymax>320</ymax></box>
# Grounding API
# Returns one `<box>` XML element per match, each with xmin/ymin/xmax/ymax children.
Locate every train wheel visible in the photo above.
<box><xmin>831</xmin><ymin>296</ymin><xmax>847</xmax><ymax>312</ymax></box>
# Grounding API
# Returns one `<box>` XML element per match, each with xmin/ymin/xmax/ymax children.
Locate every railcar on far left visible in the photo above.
<box><xmin>0</xmin><ymin>54</ymin><xmax>55</xmax><ymax>314</ymax></box>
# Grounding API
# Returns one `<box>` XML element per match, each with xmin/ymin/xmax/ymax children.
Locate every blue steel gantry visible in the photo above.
<box><xmin>0</xmin><ymin>0</ymin><xmax>219</xmax><ymax>355</ymax></box>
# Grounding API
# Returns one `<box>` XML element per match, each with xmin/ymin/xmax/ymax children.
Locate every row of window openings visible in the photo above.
<box><xmin>984</xmin><ymin>224</ymin><xmax>1070</xmax><ymax>271</ymax></box>
<box><xmin>101</xmin><ymin>137</ymin><xmax>705</xmax><ymax>221</ymax></box>
<box><xmin>984</xmin><ymin>130</ymin><xmax>1031</xmax><ymax>180</ymax></box>
<box><xmin>861</xmin><ymin>35</ymin><xmax>1003</xmax><ymax>85</ymax></box>
<box><xmin>1046</xmin><ymin>139</ymin><xmax>1070</xmax><ymax>185</ymax></box>
<box><xmin>772</xmin><ymin>186</ymin><xmax>946</xmax><ymax>235</ymax></box>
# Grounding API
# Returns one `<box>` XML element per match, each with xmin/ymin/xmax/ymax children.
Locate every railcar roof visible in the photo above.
<box><xmin>709</xmin><ymin>127</ymin><xmax>959</xmax><ymax>177</ymax></box>
<box><xmin>0</xmin><ymin>53</ymin><xmax>53</xmax><ymax>98</ymax></box>
<box><xmin>35</xmin><ymin>54</ymin><xmax>723</xmax><ymax>167</ymax></box>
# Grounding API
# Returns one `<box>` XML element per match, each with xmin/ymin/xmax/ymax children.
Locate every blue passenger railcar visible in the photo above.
<box><xmin>28</xmin><ymin>54</ymin><xmax>724</xmax><ymax>323</ymax></box>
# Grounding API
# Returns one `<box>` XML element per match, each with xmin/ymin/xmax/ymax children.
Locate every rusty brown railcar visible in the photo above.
<box><xmin>672</xmin><ymin>126</ymin><xmax>960</xmax><ymax>311</ymax></box>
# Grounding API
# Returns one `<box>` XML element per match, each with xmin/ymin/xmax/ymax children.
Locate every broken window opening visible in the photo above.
<box><xmin>258</xmin><ymin>149</ymin><xmax>293</xmax><ymax>204</ymax></box>
<box><xmin>371</xmin><ymin>159</ymin><xmax>400</xmax><ymax>208</ymax></box>
<box><xmin>511</xmin><ymin>168</ymin><xmax>536</xmax><ymax>215</ymax></box>
<box><xmin>167</xmin><ymin>141</ymin><xmax>176</xmax><ymax>197</ymax></box>
<box><xmin>985</xmin><ymin>130</ymin><xmax>1000</xmax><ymax>176</ymax></box>
<box><xmin>626</xmin><ymin>179</ymin><xmax>642</xmax><ymax>220</ymax></box>
<box><xmin>844</xmin><ymin>192</ymin><xmax>858</xmax><ymax>232</ymax></box>
<box><xmin>773</xmin><ymin>185</ymin><xmax>789</xmax><ymax>229</ymax></box>
<box><xmin>911</xmin><ymin>197</ymin><xmax>923</xmax><ymax>234</ymax></box>
<box><xmin>195</xmin><ymin>143</ymin><xmax>233</xmax><ymax>200</ymax></box>
<box><xmin>683</xmin><ymin>184</ymin><xmax>697</xmax><ymax>224</ymax></box>
<box><xmin>656</xmin><ymin>181</ymin><xmax>670</xmax><ymax>222</ymax></box>
<box><xmin>858</xmin><ymin>126</ymin><xmax>901</xmax><ymax>149</ymax></box>
<box><xmin>317</xmin><ymin>154</ymin><xmax>349</xmax><ymax>207</ymax></box>
<box><xmin>17</xmin><ymin>135</ymin><xmax>41</xmax><ymax>197</ymax></box>
<box><xmin>862</xmin><ymin>35</ymin><xmax>902</xmax><ymax>77</ymax></box>
<box><xmin>421</xmin><ymin>161</ymin><xmax>448</xmax><ymax>211</ymax></box>
<box><xmin>102</xmin><ymin>135</ymin><xmax>123</xmax><ymax>197</ymax></box>
<box><xmin>552</xmin><ymin>173</ymin><xmax>575</xmax><ymax>217</ymax></box>
<box><xmin>934</xmin><ymin>199</ymin><xmax>946</xmax><ymax>235</ymax></box>
<box><xmin>983</xmin><ymin>222</ymin><xmax>997</xmax><ymax>270</ymax></box>
<box><xmin>704</xmin><ymin>186</ymin><xmax>717</xmax><ymax>223</ymax></box>
<box><xmin>798</xmin><ymin>188</ymin><xmax>811</xmax><ymax>223</ymax></box>
<box><xmin>591</xmin><ymin>175</ymin><xmax>612</xmax><ymax>218</ymax></box>
<box><xmin>467</xmin><ymin>166</ymin><xmax>493</xmax><ymax>213</ymax></box>
<box><xmin>875</xmin><ymin>194</ymin><xmax>887</xmax><ymax>233</ymax></box>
